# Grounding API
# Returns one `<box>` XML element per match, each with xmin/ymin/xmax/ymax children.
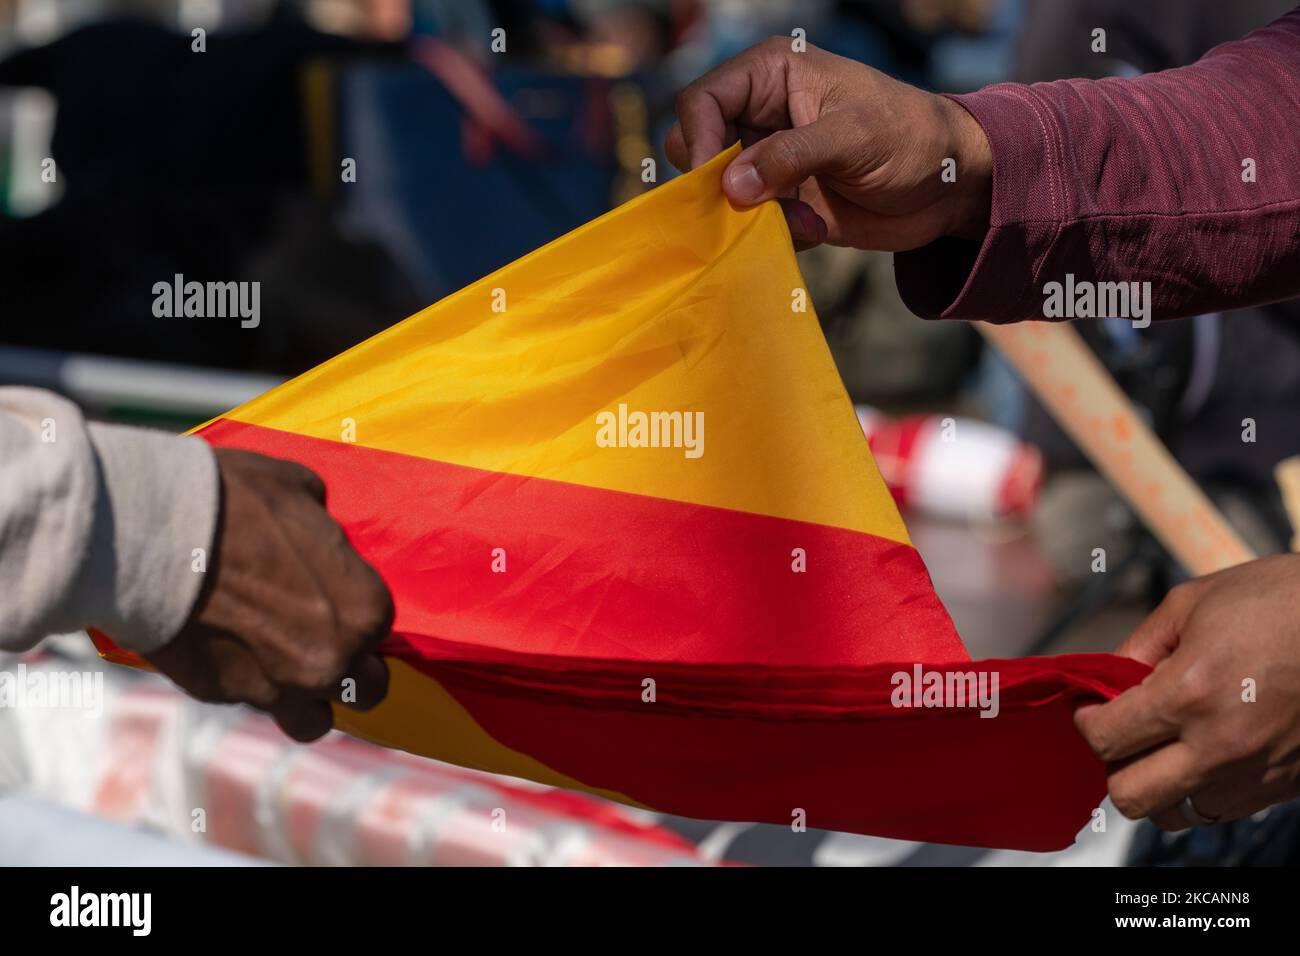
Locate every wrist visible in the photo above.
<box><xmin>938</xmin><ymin>95</ymin><xmax>992</xmax><ymax>241</ymax></box>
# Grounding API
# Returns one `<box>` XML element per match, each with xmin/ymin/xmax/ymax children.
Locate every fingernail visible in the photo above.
<box><xmin>726</xmin><ymin>162</ymin><xmax>765</xmax><ymax>203</ymax></box>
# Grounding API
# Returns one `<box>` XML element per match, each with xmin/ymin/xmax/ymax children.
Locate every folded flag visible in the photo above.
<box><xmin>94</xmin><ymin>146</ymin><xmax>1150</xmax><ymax>851</ymax></box>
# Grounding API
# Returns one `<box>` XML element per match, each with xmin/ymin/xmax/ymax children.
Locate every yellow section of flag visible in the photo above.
<box><xmin>218</xmin><ymin>146</ymin><xmax>906</xmax><ymax>543</ymax></box>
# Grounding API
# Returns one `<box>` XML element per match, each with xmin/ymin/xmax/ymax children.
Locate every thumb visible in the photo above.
<box><xmin>1114</xmin><ymin>582</ymin><xmax>1201</xmax><ymax>667</ymax></box>
<box><xmin>723</xmin><ymin>119</ymin><xmax>844</xmax><ymax>205</ymax></box>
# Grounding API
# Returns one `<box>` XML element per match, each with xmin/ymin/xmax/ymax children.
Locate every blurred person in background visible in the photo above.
<box><xmin>667</xmin><ymin>8</ymin><xmax>1300</xmax><ymax>852</ymax></box>
<box><xmin>0</xmin><ymin>0</ymin><xmax>421</xmax><ymax>372</ymax></box>
<box><xmin>0</xmin><ymin>0</ymin><xmax>661</xmax><ymax>373</ymax></box>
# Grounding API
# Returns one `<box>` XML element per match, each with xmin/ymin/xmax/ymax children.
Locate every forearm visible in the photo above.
<box><xmin>0</xmin><ymin>387</ymin><xmax>218</xmax><ymax>653</ymax></box>
<box><xmin>896</xmin><ymin>9</ymin><xmax>1300</xmax><ymax>322</ymax></box>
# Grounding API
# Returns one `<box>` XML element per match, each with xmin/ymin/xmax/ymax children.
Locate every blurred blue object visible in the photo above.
<box><xmin>0</xmin><ymin>795</ymin><xmax>266</xmax><ymax>866</ymax></box>
<box><xmin>337</xmin><ymin>61</ymin><xmax>622</xmax><ymax>303</ymax></box>
<box><xmin>929</xmin><ymin>0</ymin><xmax>1024</xmax><ymax>91</ymax></box>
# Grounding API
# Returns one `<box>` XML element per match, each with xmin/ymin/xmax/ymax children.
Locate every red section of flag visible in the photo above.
<box><xmin>199</xmin><ymin>418</ymin><xmax>966</xmax><ymax>668</ymax></box>
<box><xmin>411</xmin><ymin>653</ymin><xmax>1149</xmax><ymax>850</ymax></box>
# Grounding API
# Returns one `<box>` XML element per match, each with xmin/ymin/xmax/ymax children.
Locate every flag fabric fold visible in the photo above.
<box><xmin>94</xmin><ymin>146</ymin><xmax>1149</xmax><ymax>851</ymax></box>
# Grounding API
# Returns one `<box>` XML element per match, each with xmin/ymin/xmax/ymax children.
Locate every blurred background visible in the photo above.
<box><xmin>2</xmin><ymin>0</ymin><xmax>1300</xmax><ymax>867</ymax></box>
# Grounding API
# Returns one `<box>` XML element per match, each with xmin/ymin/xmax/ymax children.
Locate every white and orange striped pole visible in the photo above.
<box><xmin>977</xmin><ymin>320</ymin><xmax>1255</xmax><ymax>576</ymax></box>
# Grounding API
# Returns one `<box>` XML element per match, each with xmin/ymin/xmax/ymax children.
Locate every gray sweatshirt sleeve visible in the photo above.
<box><xmin>0</xmin><ymin>387</ymin><xmax>219</xmax><ymax>653</ymax></box>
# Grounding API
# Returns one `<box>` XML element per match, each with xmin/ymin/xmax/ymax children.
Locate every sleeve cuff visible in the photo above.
<box><xmin>895</xmin><ymin>85</ymin><xmax>1071</xmax><ymax>322</ymax></box>
<box><xmin>82</xmin><ymin>424</ymin><xmax>220</xmax><ymax>653</ymax></box>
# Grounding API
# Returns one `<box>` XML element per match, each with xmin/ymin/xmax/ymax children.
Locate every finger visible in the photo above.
<box><xmin>146</xmin><ymin>628</ymin><xmax>278</xmax><ymax>709</ymax></box>
<box><xmin>356</xmin><ymin>562</ymin><xmax>395</xmax><ymax>651</ymax></box>
<box><xmin>271</xmin><ymin>699</ymin><xmax>335</xmax><ymax>743</ymax></box>
<box><xmin>1075</xmin><ymin>664</ymin><xmax>1185</xmax><ymax>762</ymax></box>
<box><xmin>777</xmin><ymin>197</ymin><xmax>828</xmax><ymax>249</ymax></box>
<box><xmin>1188</xmin><ymin>779</ymin><xmax>1300</xmax><ymax>825</ymax></box>
<box><xmin>214</xmin><ymin>649</ymin><xmax>279</xmax><ymax>711</ymax></box>
<box><xmin>341</xmin><ymin>653</ymin><xmax>389</xmax><ymax>711</ymax></box>
<box><xmin>1113</xmin><ymin>581</ymin><xmax>1200</xmax><ymax>666</ymax></box>
<box><xmin>676</xmin><ymin>83</ymin><xmax>731</xmax><ymax>169</ymax></box>
<box><xmin>668</xmin><ymin>118</ymin><xmax>742</xmax><ymax>172</ymax></box>
<box><xmin>332</xmin><ymin>550</ymin><xmax>395</xmax><ymax>655</ymax></box>
<box><xmin>665</xmin><ymin>122</ymin><xmax>688</xmax><ymax>172</ymax></box>
<box><xmin>1106</xmin><ymin>740</ymin><xmax>1206</xmax><ymax>821</ymax></box>
<box><xmin>1147</xmin><ymin>781</ymin><xmax>1251</xmax><ymax>831</ymax></box>
<box><xmin>675</xmin><ymin>46</ymin><xmax>790</xmax><ymax>169</ymax></box>
<box><xmin>723</xmin><ymin>118</ymin><xmax>846</xmax><ymax>205</ymax></box>
<box><xmin>1147</xmin><ymin>805</ymin><xmax>1191</xmax><ymax>832</ymax></box>
<box><xmin>298</xmin><ymin>466</ymin><xmax>328</xmax><ymax>504</ymax></box>
<box><xmin>274</xmin><ymin>459</ymin><xmax>328</xmax><ymax>504</ymax></box>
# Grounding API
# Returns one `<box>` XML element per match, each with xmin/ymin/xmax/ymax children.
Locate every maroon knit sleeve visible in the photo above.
<box><xmin>895</xmin><ymin>8</ymin><xmax>1300</xmax><ymax>322</ymax></box>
